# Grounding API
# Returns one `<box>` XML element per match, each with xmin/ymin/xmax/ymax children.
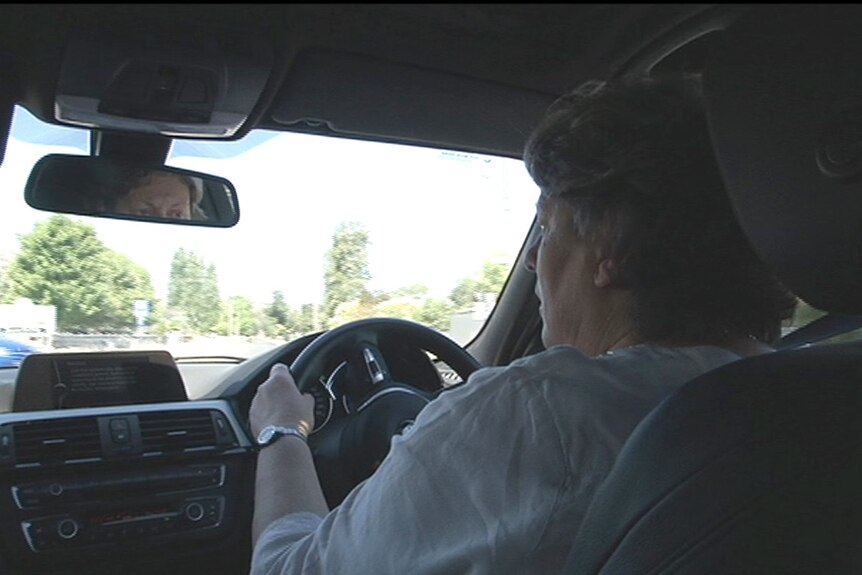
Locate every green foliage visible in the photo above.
<box><xmin>261</xmin><ymin>290</ymin><xmax>289</xmax><ymax>338</ymax></box>
<box><xmin>449</xmin><ymin>259</ymin><xmax>510</xmax><ymax>310</ymax></box>
<box><xmin>0</xmin><ymin>252</ymin><xmax>13</xmax><ymax>303</ymax></box>
<box><xmin>332</xmin><ymin>300</ymin><xmax>379</xmax><ymax>326</ymax></box>
<box><xmin>391</xmin><ymin>284</ymin><xmax>429</xmax><ymax>299</ymax></box>
<box><xmin>477</xmin><ymin>260</ymin><xmax>508</xmax><ymax>294</ymax></box>
<box><xmin>146</xmin><ymin>299</ymin><xmax>181</xmax><ymax>335</ymax></box>
<box><xmin>261</xmin><ymin>290</ymin><xmax>318</xmax><ymax>339</ymax></box>
<box><xmin>298</xmin><ymin>303</ymin><xmax>319</xmax><ymax>335</ymax></box>
<box><xmin>218</xmin><ymin>295</ymin><xmax>259</xmax><ymax>337</ymax></box>
<box><xmin>322</xmin><ymin>221</ymin><xmax>371</xmax><ymax>326</ymax></box>
<box><xmin>167</xmin><ymin>248</ymin><xmax>222</xmax><ymax>334</ymax></box>
<box><xmin>376</xmin><ymin>298</ymin><xmax>422</xmax><ymax>320</ymax></box>
<box><xmin>417</xmin><ymin>298</ymin><xmax>454</xmax><ymax>332</ymax></box>
<box><xmin>6</xmin><ymin>215</ymin><xmax>155</xmax><ymax>331</ymax></box>
<box><xmin>329</xmin><ymin>288</ymin><xmax>453</xmax><ymax>333</ymax></box>
<box><xmin>265</xmin><ymin>290</ymin><xmax>290</xmax><ymax>325</ymax></box>
<box><xmin>3</xmin><ymin>215</ymin><xmax>512</xmax><ymax>340</ymax></box>
<box><xmin>319</xmin><ymin>239</ymin><xmax>510</xmax><ymax>333</ymax></box>
<box><xmin>449</xmin><ymin>278</ymin><xmax>478</xmax><ymax>309</ymax></box>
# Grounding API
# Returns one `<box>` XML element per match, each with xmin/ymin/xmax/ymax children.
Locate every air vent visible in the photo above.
<box><xmin>139</xmin><ymin>410</ymin><xmax>218</xmax><ymax>454</ymax></box>
<box><xmin>13</xmin><ymin>417</ymin><xmax>102</xmax><ymax>465</ymax></box>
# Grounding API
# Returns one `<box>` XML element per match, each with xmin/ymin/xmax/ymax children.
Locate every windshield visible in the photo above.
<box><xmin>0</xmin><ymin>106</ymin><xmax>538</xmax><ymax>400</ymax></box>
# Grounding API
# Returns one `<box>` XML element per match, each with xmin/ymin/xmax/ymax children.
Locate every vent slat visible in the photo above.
<box><xmin>139</xmin><ymin>410</ymin><xmax>217</xmax><ymax>453</ymax></box>
<box><xmin>13</xmin><ymin>418</ymin><xmax>102</xmax><ymax>464</ymax></box>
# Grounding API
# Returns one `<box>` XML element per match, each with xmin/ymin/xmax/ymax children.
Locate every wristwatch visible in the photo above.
<box><xmin>255</xmin><ymin>425</ymin><xmax>308</xmax><ymax>449</ymax></box>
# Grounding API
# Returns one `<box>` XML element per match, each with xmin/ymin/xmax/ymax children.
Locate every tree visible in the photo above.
<box><xmin>417</xmin><ymin>298</ymin><xmax>454</xmax><ymax>332</ymax></box>
<box><xmin>262</xmin><ymin>290</ymin><xmax>297</xmax><ymax>338</ymax></box>
<box><xmin>201</xmin><ymin>263</ymin><xmax>221</xmax><ymax>330</ymax></box>
<box><xmin>265</xmin><ymin>290</ymin><xmax>290</xmax><ymax>325</ymax></box>
<box><xmin>0</xmin><ymin>252</ymin><xmax>14</xmax><ymax>303</ymax></box>
<box><xmin>475</xmin><ymin>260</ymin><xmax>509</xmax><ymax>295</ymax></box>
<box><xmin>298</xmin><ymin>303</ymin><xmax>318</xmax><ymax>334</ymax></box>
<box><xmin>369</xmin><ymin>284</ymin><xmax>453</xmax><ymax>332</ymax></box>
<box><xmin>167</xmin><ymin>248</ymin><xmax>222</xmax><ymax>334</ymax></box>
<box><xmin>449</xmin><ymin>259</ymin><xmax>510</xmax><ymax>311</ymax></box>
<box><xmin>260</xmin><ymin>290</ymin><xmax>312</xmax><ymax>340</ymax></box>
<box><xmin>450</xmin><ymin>277</ymin><xmax>479</xmax><ymax>309</ymax></box>
<box><xmin>6</xmin><ymin>215</ymin><xmax>155</xmax><ymax>331</ymax></box>
<box><xmin>376</xmin><ymin>299</ymin><xmax>422</xmax><ymax>319</ymax></box>
<box><xmin>322</xmin><ymin>221</ymin><xmax>371</xmax><ymax>326</ymax></box>
<box><xmin>146</xmin><ymin>299</ymin><xmax>181</xmax><ymax>335</ymax></box>
<box><xmin>218</xmin><ymin>295</ymin><xmax>259</xmax><ymax>337</ymax></box>
<box><xmin>391</xmin><ymin>284</ymin><xmax>429</xmax><ymax>299</ymax></box>
<box><xmin>331</xmin><ymin>299</ymin><xmax>379</xmax><ymax>326</ymax></box>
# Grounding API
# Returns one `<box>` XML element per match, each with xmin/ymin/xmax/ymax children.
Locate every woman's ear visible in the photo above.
<box><xmin>594</xmin><ymin>258</ymin><xmax>615</xmax><ymax>287</ymax></box>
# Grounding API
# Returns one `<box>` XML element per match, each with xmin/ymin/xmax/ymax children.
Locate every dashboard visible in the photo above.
<box><xmin>0</xmin><ymin>348</ymin><xmax>259</xmax><ymax>574</ymax></box>
<box><xmin>0</xmin><ymin>327</ymin><xmax>464</xmax><ymax>574</ymax></box>
<box><xmin>0</xmin><ymin>400</ymin><xmax>255</xmax><ymax>574</ymax></box>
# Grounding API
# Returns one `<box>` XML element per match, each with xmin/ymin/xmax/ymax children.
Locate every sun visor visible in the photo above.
<box><xmin>703</xmin><ymin>5</ymin><xmax>862</xmax><ymax>314</ymax></box>
<box><xmin>271</xmin><ymin>50</ymin><xmax>554</xmax><ymax>157</ymax></box>
<box><xmin>54</xmin><ymin>32</ymin><xmax>272</xmax><ymax>138</ymax></box>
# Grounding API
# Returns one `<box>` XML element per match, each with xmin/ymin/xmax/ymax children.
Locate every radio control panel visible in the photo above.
<box><xmin>21</xmin><ymin>496</ymin><xmax>223</xmax><ymax>552</ymax></box>
<box><xmin>12</xmin><ymin>464</ymin><xmax>223</xmax><ymax>509</ymax></box>
<box><xmin>2</xmin><ymin>460</ymin><xmax>247</xmax><ymax>561</ymax></box>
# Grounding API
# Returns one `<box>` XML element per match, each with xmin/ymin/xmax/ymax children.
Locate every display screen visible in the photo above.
<box><xmin>89</xmin><ymin>505</ymin><xmax>176</xmax><ymax>526</ymax></box>
<box><xmin>12</xmin><ymin>351</ymin><xmax>188</xmax><ymax>411</ymax></box>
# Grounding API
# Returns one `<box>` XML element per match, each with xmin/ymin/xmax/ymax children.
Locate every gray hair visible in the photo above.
<box><xmin>524</xmin><ymin>75</ymin><xmax>797</xmax><ymax>344</ymax></box>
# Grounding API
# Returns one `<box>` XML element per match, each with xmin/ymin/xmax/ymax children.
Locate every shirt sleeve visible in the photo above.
<box><xmin>251</xmin><ymin>512</ymin><xmax>325</xmax><ymax>574</ymax></box>
<box><xmin>249</xmin><ymin>361</ymin><xmax>572</xmax><ymax>575</ymax></box>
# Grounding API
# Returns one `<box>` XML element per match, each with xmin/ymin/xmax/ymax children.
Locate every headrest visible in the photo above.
<box><xmin>703</xmin><ymin>5</ymin><xmax>862</xmax><ymax>314</ymax></box>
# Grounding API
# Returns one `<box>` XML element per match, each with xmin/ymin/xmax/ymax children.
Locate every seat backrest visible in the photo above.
<box><xmin>565</xmin><ymin>344</ymin><xmax>862</xmax><ymax>574</ymax></box>
<box><xmin>564</xmin><ymin>6</ymin><xmax>862</xmax><ymax>573</ymax></box>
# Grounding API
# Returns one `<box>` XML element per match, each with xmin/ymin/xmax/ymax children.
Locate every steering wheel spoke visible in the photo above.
<box><xmin>360</xmin><ymin>344</ymin><xmax>391</xmax><ymax>386</ymax></box>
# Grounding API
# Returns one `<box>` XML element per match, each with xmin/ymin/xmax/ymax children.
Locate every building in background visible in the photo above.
<box><xmin>0</xmin><ymin>298</ymin><xmax>56</xmax><ymax>348</ymax></box>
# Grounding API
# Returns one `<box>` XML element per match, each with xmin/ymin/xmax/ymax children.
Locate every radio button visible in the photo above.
<box><xmin>184</xmin><ymin>502</ymin><xmax>205</xmax><ymax>522</ymax></box>
<box><xmin>109</xmin><ymin>418</ymin><xmax>130</xmax><ymax>444</ymax></box>
<box><xmin>56</xmin><ymin>518</ymin><xmax>78</xmax><ymax>540</ymax></box>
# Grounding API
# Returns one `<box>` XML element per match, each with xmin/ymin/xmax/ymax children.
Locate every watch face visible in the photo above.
<box><xmin>257</xmin><ymin>426</ymin><xmax>276</xmax><ymax>445</ymax></box>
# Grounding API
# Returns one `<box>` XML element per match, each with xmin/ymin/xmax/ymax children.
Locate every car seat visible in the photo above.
<box><xmin>563</xmin><ymin>6</ymin><xmax>862</xmax><ymax>573</ymax></box>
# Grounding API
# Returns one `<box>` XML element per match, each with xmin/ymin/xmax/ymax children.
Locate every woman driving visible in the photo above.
<box><xmin>248</xmin><ymin>74</ymin><xmax>797</xmax><ymax>574</ymax></box>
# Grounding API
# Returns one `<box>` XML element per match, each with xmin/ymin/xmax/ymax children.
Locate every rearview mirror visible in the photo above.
<box><xmin>24</xmin><ymin>154</ymin><xmax>239</xmax><ymax>227</ymax></box>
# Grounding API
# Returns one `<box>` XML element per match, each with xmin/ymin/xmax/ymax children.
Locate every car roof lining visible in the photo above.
<box><xmin>0</xmin><ymin>4</ymin><xmax>736</xmax><ymax>163</ymax></box>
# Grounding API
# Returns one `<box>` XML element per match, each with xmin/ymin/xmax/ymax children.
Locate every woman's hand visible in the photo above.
<box><xmin>249</xmin><ymin>363</ymin><xmax>316</xmax><ymax>437</ymax></box>
<box><xmin>250</xmin><ymin>363</ymin><xmax>329</xmax><ymax>543</ymax></box>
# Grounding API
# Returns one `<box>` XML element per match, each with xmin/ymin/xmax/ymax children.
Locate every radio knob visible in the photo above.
<box><xmin>57</xmin><ymin>518</ymin><xmax>79</xmax><ymax>540</ymax></box>
<box><xmin>184</xmin><ymin>502</ymin><xmax>205</xmax><ymax>522</ymax></box>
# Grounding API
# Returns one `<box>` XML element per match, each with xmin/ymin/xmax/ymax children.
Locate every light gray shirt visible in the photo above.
<box><xmin>251</xmin><ymin>344</ymin><xmax>741</xmax><ymax>575</ymax></box>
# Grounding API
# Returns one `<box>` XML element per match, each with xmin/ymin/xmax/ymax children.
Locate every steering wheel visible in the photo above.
<box><xmin>290</xmin><ymin>317</ymin><xmax>481</xmax><ymax>507</ymax></box>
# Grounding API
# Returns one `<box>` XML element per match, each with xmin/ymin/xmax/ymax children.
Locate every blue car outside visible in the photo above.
<box><xmin>0</xmin><ymin>335</ymin><xmax>38</xmax><ymax>368</ymax></box>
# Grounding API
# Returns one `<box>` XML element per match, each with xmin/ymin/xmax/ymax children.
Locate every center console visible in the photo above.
<box><xmin>0</xmin><ymin>401</ymin><xmax>256</xmax><ymax>574</ymax></box>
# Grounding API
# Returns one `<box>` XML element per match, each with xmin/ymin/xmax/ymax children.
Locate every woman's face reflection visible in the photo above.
<box><xmin>115</xmin><ymin>173</ymin><xmax>192</xmax><ymax>220</ymax></box>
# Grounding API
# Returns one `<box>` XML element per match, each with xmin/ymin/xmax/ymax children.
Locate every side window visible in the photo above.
<box><xmin>782</xmin><ymin>299</ymin><xmax>862</xmax><ymax>345</ymax></box>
